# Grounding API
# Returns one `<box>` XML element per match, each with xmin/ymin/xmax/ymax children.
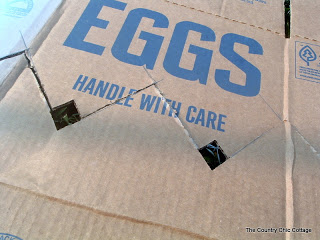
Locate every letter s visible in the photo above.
<box><xmin>215</xmin><ymin>33</ymin><xmax>263</xmax><ymax>97</ymax></box>
<box><xmin>112</xmin><ymin>8</ymin><xmax>169</xmax><ymax>69</ymax></box>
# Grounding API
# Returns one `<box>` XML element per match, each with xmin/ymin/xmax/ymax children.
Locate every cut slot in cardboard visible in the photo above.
<box><xmin>50</xmin><ymin>100</ymin><xmax>81</xmax><ymax>130</ymax></box>
<box><xmin>198</xmin><ymin>140</ymin><xmax>228</xmax><ymax>170</ymax></box>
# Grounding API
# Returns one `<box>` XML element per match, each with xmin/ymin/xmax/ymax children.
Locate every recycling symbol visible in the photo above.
<box><xmin>299</xmin><ymin>45</ymin><xmax>317</xmax><ymax>66</ymax></box>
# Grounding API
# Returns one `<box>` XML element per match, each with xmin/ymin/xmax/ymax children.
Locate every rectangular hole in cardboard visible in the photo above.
<box><xmin>198</xmin><ymin>140</ymin><xmax>228</xmax><ymax>170</ymax></box>
<box><xmin>50</xmin><ymin>100</ymin><xmax>81</xmax><ymax>130</ymax></box>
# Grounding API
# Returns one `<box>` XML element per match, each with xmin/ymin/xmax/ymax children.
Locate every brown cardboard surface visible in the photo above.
<box><xmin>0</xmin><ymin>65</ymin><xmax>286</xmax><ymax>239</ymax></box>
<box><xmin>291</xmin><ymin>0</ymin><xmax>320</xmax><ymax>41</ymax></box>
<box><xmin>148</xmin><ymin>3</ymin><xmax>285</xmax><ymax>154</ymax></box>
<box><xmin>0</xmin><ymin>183</ymin><xmax>217</xmax><ymax>240</ymax></box>
<box><xmin>0</xmin><ymin>66</ymin><xmax>288</xmax><ymax>239</ymax></box>
<box><xmin>0</xmin><ymin>0</ymin><xmax>319</xmax><ymax>239</ymax></box>
<box><xmin>31</xmin><ymin>0</ymin><xmax>285</xmax><ymax>155</ymax></box>
<box><xmin>292</xmin><ymin>130</ymin><xmax>320</xmax><ymax>239</ymax></box>
<box><xmin>166</xmin><ymin>0</ymin><xmax>284</xmax><ymax>36</ymax></box>
<box><xmin>287</xmin><ymin>37</ymin><xmax>320</xmax><ymax>240</ymax></box>
<box><xmin>289</xmin><ymin>38</ymin><xmax>320</xmax><ymax>152</ymax></box>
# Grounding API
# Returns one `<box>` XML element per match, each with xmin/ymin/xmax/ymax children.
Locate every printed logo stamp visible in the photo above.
<box><xmin>240</xmin><ymin>0</ymin><xmax>267</xmax><ymax>5</ymax></box>
<box><xmin>296</xmin><ymin>41</ymin><xmax>320</xmax><ymax>84</ymax></box>
<box><xmin>0</xmin><ymin>0</ymin><xmax>33</xmax><ymax>18</ymax></box>
<box><xmin>0</xmin><ymin>233</ymin><xmax>23</xmax><ymax>240</ymax></box>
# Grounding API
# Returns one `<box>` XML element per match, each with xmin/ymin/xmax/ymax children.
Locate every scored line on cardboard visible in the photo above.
<box><xmin>20</xmin><ymin>31</ymin><xmax>54</xmax><ymax>112</ymax></box>
<box><xmin>229</xmin><ymin>123</ymin><xmax>281</xmax><ymax>158</ymax></box>
<box><xmin>163</xmin><ymin>0</ymin><xmax>283</xmax><ymax>37</ymax></box>
<box><xmin>165</xmin><ymin>0</ymin><xmax>320</xmax><ymax>43</ymax></box>
<box><xmin>142</xmin><ymin>67</ymin><xmax>232</xmax><ymax>170</ymax></box>
<box><xmin>258</xmin><ymin>94</ymin><xmax>282</xmax><ymax>121</ymax></box>
<box><xmin>82</xmin><ymin>78</ymin><xmax>164</xmax><ymax>119</ymax></box>
<box><xmin>292</xmin><ymin>124</ymin><xmax>320</xmax><ymax>158</ymax></box>
<box><xmin>142</xmin><ymin>66</ymin><xmax>200</xmax><ymax>150</ymax></box>
<box><xmin>0</xmin><ymin>182</ymin><xmax>218</xmax><ymax>240</ymax></box>
<box><xmin>293</xmin><ymin>35</ymin><xmax>320</xmax><ymax>43</ymax></box>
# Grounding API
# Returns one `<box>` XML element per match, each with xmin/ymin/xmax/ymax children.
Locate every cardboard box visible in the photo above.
<box><xmin>0</xmin><ymin>0</ymin><xmax>319</xmax><ymax>239</ymax></box>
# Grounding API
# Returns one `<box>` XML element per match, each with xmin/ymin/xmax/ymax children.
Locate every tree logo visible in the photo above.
<box><xmin>299</xmin><ymin>45</ymin><xmax>317</xmax><ymax>66</ymax></box>
<box><xmin>0</xmin><ymin>0</ymin><xmax>33</xmax><ymax>18</ymax></box>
